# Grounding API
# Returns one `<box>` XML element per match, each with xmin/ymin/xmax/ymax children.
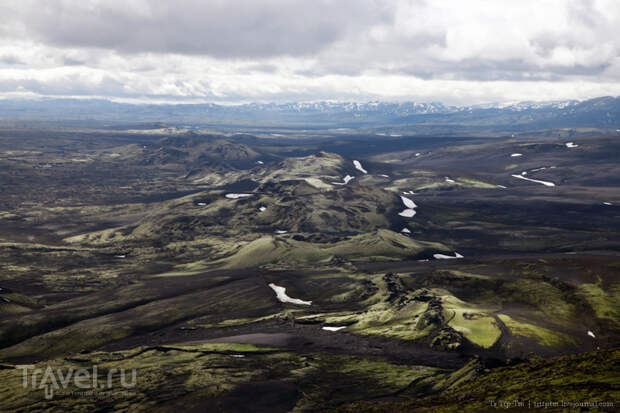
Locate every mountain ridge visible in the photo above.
<box><xmin>0</xmin><ymin>96</ymin><xmax>619</xmax><ymax>129</ymax></box>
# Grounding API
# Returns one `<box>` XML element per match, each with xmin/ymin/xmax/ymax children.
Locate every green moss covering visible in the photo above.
<box><xmin>442</xmin><ymin>295</ymin><xmax>501</xmax><ymax>349</ymax></box>
<box><xmin>577</xmin><ymin>282</ymin><xmax>620</xmax><ymax>327</ymax></box>
<box><xmin>497</xmin><ymin>314</ymin><xmax>576</xmax><ymax>347</ymax></box>
<box><xmin>502</xmin><ymin>279</ymin><xmax>576</xmax><ymax>324</ymax></box>
<box><xmin>332</xmin><ymin>348</ymin><xmax>620</xmax><ymax>412</ymax></box>
<box><xmin>0</xmin><ymin>343</ymin><xmax>450</xmax><ymax>412</ymax></box>
<box><xmin>212</xmin><ymin>229</ymin><xmax>449</xmax><ymax>269</ymax></box>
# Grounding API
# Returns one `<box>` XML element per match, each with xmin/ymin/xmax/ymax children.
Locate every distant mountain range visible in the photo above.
<box><xmin>0</xmin><ymin>96</ymin><xmax>619</xmax><ymax>130</ymax></box>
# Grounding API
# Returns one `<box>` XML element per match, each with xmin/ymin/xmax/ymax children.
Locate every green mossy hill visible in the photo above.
<box><xmin>300</xmin><ymin>282</ymin><xmax>499</xmax><ymax>348</ymax></box>
<box><xmin>216</xmin><ymin>230</ymin><xmax>449</xmax><ymax>269</ymax></box>
<box><xmin>0</xmin><ymin>343</ymin><xmax>451</xmax><ymax>412</ymax></box>
<box><xmin>138</xmin><ymin>138</ymin><xmax>260</xmax><ymax>165</ymax></box>
<box><xmin>64</xmin><ymin>178</ymin><xmax>403</xmax><ymax>246</ymax></box>
<box><xmin>248</xmin><ymin>182</ymin><xmax>398</xmax><ymax>234</ymax></box>
<box><xmin>270</xmin><ymin>151</ymin><xmax>346</xmax><ymax>178</ymax></box>
<box><xmin>330</xmin><ymin>348</ymin><xmax>620</xmax><ymax>412</ymax></box>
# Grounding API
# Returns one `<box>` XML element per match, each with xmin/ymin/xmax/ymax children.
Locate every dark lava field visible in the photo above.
<box><xmin>0</xmin><ymin>124</ymin><xmax>618</xmax><ymax>412</ymax></box>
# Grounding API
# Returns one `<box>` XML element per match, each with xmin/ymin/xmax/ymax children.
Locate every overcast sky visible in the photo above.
<box><xmin>1</xmin><ymin>0</ymin><xmax>620</xmax><ymax>104</ymax></box>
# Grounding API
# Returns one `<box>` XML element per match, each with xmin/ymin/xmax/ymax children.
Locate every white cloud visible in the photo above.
<box><xmin>0</xmin><ymin>0</ymin><xmax>619</xmax><ymax>103</ymax></box>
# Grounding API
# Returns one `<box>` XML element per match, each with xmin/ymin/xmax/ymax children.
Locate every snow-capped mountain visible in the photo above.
<box><xmin>466</xmin><ymin>100</ymin><xmax>579</xmax><ymax>111</ymax></box>
<box><xmin>220</xmin><ymin>101</ymin><xmax>455</xmax><ymax>115</ymax></box>
<box><xmin>0</xmin><ymin>96</ymin><xmax>618</xmax><ymax>129</ymax></box>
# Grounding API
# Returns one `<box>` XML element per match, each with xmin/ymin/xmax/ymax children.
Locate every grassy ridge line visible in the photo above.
<box><xmin>330</xmin><ymin>348</ymin><xmax>620</xmax><ymax>412</ymax></box>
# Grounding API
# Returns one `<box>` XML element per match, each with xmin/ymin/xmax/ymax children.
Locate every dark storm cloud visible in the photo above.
<box><xmin>8</xmin><ymin>0</ymin><xmax>392</xmax><ymax>58</ymax></box>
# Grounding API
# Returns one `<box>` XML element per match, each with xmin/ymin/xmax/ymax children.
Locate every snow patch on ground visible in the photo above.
<box><xmin>268</xmin><ymin>283</ymin><xmax>312</xmax><ymax>305</ymax></box>
<box><xmin>275</xmin><ymin>230</ymin><xmax>288</xmax><ymax>234</ymax></box>
<box><xmin>510</xmin><ymin>153</ymin><xmax>523</xmax><ymax>157</ymax></box>
<box><xmin>433</xmin><ymin>252</ymin><xmax>464</xmax><ymax>259</ymax></box>
<box><xmin>197</xmin><ymin>202</ymin><xmax>207</xmax><ymax>206</ymax></box>
<box><xmin>332</xmin><ymin>175</ymin><xmax>355</xmax><ymax>185</ymax></box>
<box><xmin>398</xmin><ymin>195</ymin><xmax>418</xmax><ymax>218</ymax></box>
<box><xmin>603</xmin><ymin>202</ymin><xmax>612</xmax><ymax>206</ymax></box>
<box><xmin>587</xmin><ymin>331</ymin><xmax>596</xmax><ymax>338</ymax></box>
<box><xmin>511</xmin><ymin>174</ymin><xmax>556</xmax><ymax>187</ymax></box>
<box><xmin>565</xmin><ymin>142</ymin><xmax>579</xmax><ymax>148</ymax></box>
<box><xmin>322</xmin><ymin>326</ymin><xmax>347</xmax><ymax>332</ymax></box>
<box><xmin>398</xmin><ymin>209</ymin><xmax>416</xmax><ymax>217</ymax></box>
<box><xmin>445</xmin><ymin>177</ymin><xmax>455</xmax><ymax>183</ymax></box>
<box><xmin>353</xmin><ymin>160</ymin><xmax>368</xmax><ymax>174</ymax></box>
<box><xmin>400</xmin><ymin>196</ymin><xmax>417</xmax><ymax>209</ymax></box>
<box><xmin>259</xmin><ymin>206</ymin><xmax>267</xmax><ymax>212</ymax></box>
<box><xmin>401</xmin><ymin>228</ymin><xmax>411</xmax><ymax>234</ymax></box>
<box><xmin>226</xmin><ymin>193</ymin><xmax>253</xmax><ymax>199</ymax></box>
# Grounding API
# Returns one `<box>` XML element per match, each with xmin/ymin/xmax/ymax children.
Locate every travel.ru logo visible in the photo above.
<box><xmin>17</xmin><ymin>364</ymin><xmax>136</xmax><ymax>399</ymax></box>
